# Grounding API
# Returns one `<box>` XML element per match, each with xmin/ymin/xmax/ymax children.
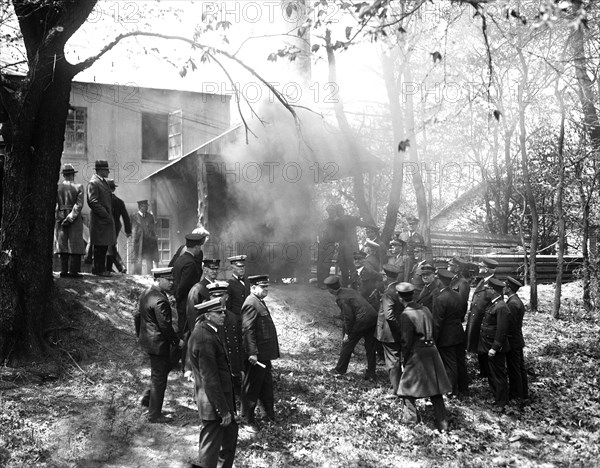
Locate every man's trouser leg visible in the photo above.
<box><xmin>334</xmin><ymin>334</ymin><xmax>361</xmax><ymax>374</ymax></box>
<box><xmin>69</xmin><ymin>254</ymin><xmax>81</xmax><ymax>276</ymax></box>
<box><xmin>382</xmin><ymin>342</ymin><xmax>402</xmax><ymax>394</ymax></box>
<box><xmin>507</xmin><ymin>347</ymin><xmax>524</xmax><ymax>401</ymax></box>
<box><xmin>198</xmin><ymin>418</ymin><xmax>238</xmax><ymax>468</ymax></box>
<box><xmin>456</xmin><ymin>343</ymin><xmax>469</xmax><ymax>396</ymax></box>
<box><xmin>363</xmin><ymin>328</ymin><xmax>377</xmax><ymax>375</ymax></box>
<box><xmin>487</xmin><ymin>352</ymin><xmax>508</xmax><ymax>406</ymax></box>
<box><xmin>438</xmin><ymin>346</ymin><xmax>458</xmax><ymax>394</ymax></box>
<box><xmin>59</xmin><ymin>253</ymin><xmax>69</xmax><ymax>276</ymax></box>
<box><xmin>477</xmin><ymin>353</ymin><xmax>488</xmax><ymax>377</ymax></box>
<box><xmin>241</xmin><ymin>361</ymin><xmax>267</xmax><ymax>423</ymax></box>
<box><xmin>401</xmin><ymin>397</ymin><xmax>419</xmax><ymax>424</ymax></box>
<box><xmin>148</xmin><ymin>353</ymin><xmax>171</xmax><ymax>420</ymax></box>
<box><xmin>93</xmin><ymin>245</ymin><xmax>108</xmax><ymax>274</ymax></box>
<box><xmin>430</xmin><ymin>394</ymin><xmax>448</xmax><ymax>431</ymax></box>
<box><xmin>257</xmin><ymin>361</ymin><xmax>275</xmax><ymax>420</ymax></box>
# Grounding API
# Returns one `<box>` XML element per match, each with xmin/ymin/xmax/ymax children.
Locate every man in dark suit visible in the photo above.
<box><xmin>416</xmin><ymin>264</ymin><xmax>441</xmax><ymax>312</ymax></box>
<box><xmin>226</xmin><ymin>255</ymin><xmax>250</xmax><ymax>393</ymax></box>
<box><xmin>350</xmin><ymin>250</ymin><xmax>384</xmax><ymax>311</ymax></box>
<box><xmin>187</xmin><ymin>259</ymin><xmax>221</xmax><ymax>332</ymax></box>
<box><xmin>396</xmin><ymin>282</ymin><xmax>451</xmax><ymax>432</ymax></box>
<box><xmin>55</xmin><ymin>163</ymin><xmax>85</xmax><ymax>278</ymax></box>
<box><xmin>87</xmin><ymin>160</ymin><xmax>116</xmax><ymax>277</ymax></box>
<box><xmin>134</xmin><ymin>267</ymin><xmax>183</xmax><ymax>423</ymax></box>
<box><xmin>433</xmin><ymin>269</ymin><xmax>468</xmax><ymax>397</ymax></box>
<box><xmin>241</xmin><ymin>275</ymin><xmax>280</xmax><ymax>429</ymax></box>
<box><xmin>131</xmin><ymin>200</ymin><xmax>160</xmax><ymax>275</ymax></box>
<box><xmin>449</xmin><ymin>256</ymin><xmax>471</xmax><ymax>318</ymax></box>
<box><xmin>504</xmin><ymin>276</ymin><xmax>529</xmax><ymax>403</ymax></box>
<box><xmin>188</xmin><ymin>298</ymin><xmax>238</xmax><ymax>468</ymax></box>
<box><xmin>325</xmin><ymin>275</ymin><xmax>378</xmax><ymax>380</ymax></box>
<box><xmin>479</xmin><ymin>277</ymin><xmax>511</xmax><ymax>409</ymax></box>
<box><xmin>173</xmin><ymin>233</ymin><xmax>205</xmax><ymax>368</ymax></box>
<box><xmin>106</xmin><ymin>179</ymin><xmax>131</xmax><ymax>274</ymax></box>
<box><xmin>375</xmin><ymin>264</ymin><xmax>405</xmax><ymax>395</ymax></box>
<box><xmin>465</xmin><ymin>257</ymin><xmax>498</xmax><ymax>378</ymax></box>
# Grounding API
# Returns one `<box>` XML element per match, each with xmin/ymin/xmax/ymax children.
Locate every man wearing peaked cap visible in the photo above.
<box><xmin>135</xmin><ymin>267</ymin><xmax>183</xmax><ymax>423</ymax></box>
<box><xmin>131</xmin><ymin>199</ymin><xmax>160</xmax><ymax>275</ymax></box>
<box><xmin>350</xmin><ymin>250</ymin><xmax>384</xmax><ymax>312</ymax></box>
<box><xmin>504</xmin><ymin>276</ymin><xmax>529</xmax><ymax>403</ymax></box>
<box><xmin>416</xmin><ymin>264</ymin><xmax>441</xmax><ymax>312</ymax></box>
<box><xmin>465</xmin><ymin>256</ymin><xmax>498</xmax><ymax>379</ymax></box>
<box><xmin>188</xmin><ymin>296</ymin><xmax>238</xmax><ymax>468</ymax></box>
<box><xmin>432</xmin><ymin>269</ymin><xmax>469</xmax><ymax>397</ymax></box>
<box><xmin>186</xmin><ymin>259</ymin><xmax>221</xmax><ymax>334</ymax></box>
<box><xmin>55</xmin><ymin>163</ymin><xmax>85</xmax><ymax>278</ymax></box>
<box><xmin>448</xmin><ymin>257</ymin><xmax>471</xmax><ymax>316</ymax></box>
<box><xmin>241</xmin><ymin>274</ymin><xmax>280</xmax><ymax>429</ymax></box>
<box><xmin>376</xmin><ymin>263</ymin><xmax>405</xmax><ymax>396</ymax></box>
<box><xmin>363</xmin><ymin>239</ymin><xmax>381</xmax><ymax>272</ymax></box>
<box><xmin>87</xmin><ymin>160</ymin><xmax>115</xmax><ymax>277</ymax></box>
<box><xmin>325</xmin><ymin>275</ymin><xmax>379</xmax><ymax>381</ymax></box>
<box><xmin>387</xmin><ymin>238</ymin><xmax>405</xmax><ymax>271</ymax></box>
<box><xmin>478</xmin><ymin>276</ymin><xmax>511</xmax><ymax>409</ymax></box>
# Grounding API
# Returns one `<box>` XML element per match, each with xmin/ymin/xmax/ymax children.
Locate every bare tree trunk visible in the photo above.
<box><xmin>553</xmin><ymin>88</ymin><xmax>566</xmax><ymax>319</ymax></box>
<box><xmin>325</xmin><ymin>30</ymin><xmax>375</xmax><ymax>226</ymax></box>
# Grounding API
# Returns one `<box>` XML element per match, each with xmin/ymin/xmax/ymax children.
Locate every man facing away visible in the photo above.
<box><xmin>106</xmin><ymin>179</ymin><xmax>131</xmax><ymax>274</ymax></box>
<box><xmin>131</xmin><ymin>200</ymin><xmax>160</xmax><ymax>275</ymax></box>
<box><xmin>55</xmin><ymin>163</ymin><xmax>85</xmax><ymax>278</ymax></box>
<box><xmin>87</xmin><ymin>160</ymin><xmax>115</xmax><ymax>277</ymax></box>
<box><xmin>188</xmin><ymin>298</ymin><xmax>238</xmax><ymax>468</ymax></box>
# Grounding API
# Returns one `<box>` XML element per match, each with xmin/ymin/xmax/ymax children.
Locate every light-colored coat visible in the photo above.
<box><xmin>55</xmin><ymin>180</ymin><xmax>85</xmax><ymax>254</ymax></box>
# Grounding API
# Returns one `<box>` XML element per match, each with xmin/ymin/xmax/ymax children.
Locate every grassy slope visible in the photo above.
<box><xmin>0</xmin><ymin>277</ymin><xmax>599</xmax><ymax>468</ymax></box>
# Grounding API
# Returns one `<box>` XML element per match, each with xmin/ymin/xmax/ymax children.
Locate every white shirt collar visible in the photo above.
<box><xmin>206</xmin><ymin>322</ymin><xmax>218</xmax><ymax>333</ymax></box>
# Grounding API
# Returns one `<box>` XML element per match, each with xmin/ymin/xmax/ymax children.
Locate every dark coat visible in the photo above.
<box><xmin>87</xmin><ymin>174</ymin><xmax>116</xmax><ymax>246</ymax></box>
<box><xmin>417</xmin><ymin>278</ymin><xmax>442</xmax><ymax>312</ymax></box>
<box><xmin>111</xmin><ymin>194</ymin><xmax>131</xmax><ymax>238</ymax></box>
<box><xmin>173</xmin><ymin>251</ymin><xmax>202</xmax><ymax>333</ymax></box>
<box><xmin>397</xmin><ymin>303</ymin><xmax>451</xmax><ymax>398</ymax></box>
<box><xmin>186</xmin><ymin>277</ymin><xmax>212</xmax><ymax>333</ymax></box>
<box><xmin>242</xmin><ymin>294</ymin><xmax>280</xmax><ymax>362</ymax></box>
<box><xmin>334</xmin><ymin>288</ymin><xmax>378</xmax><ymax>337</ymax></box>
<box><xmin>375</xmin><ymin>281</ymin><xmax>404</xmax><ymax>343</ymax></box>
<box><xmin>227</xmin><ymin>276</ymin><xmax>250</xmax><ymax>315</ymax></box>
<box><xmin>506</xmin><ymin>294</ymin><xmax>526</xmax><ymax>349</ymax></box>
<box><xmin>131</xmin><ymin>211</ymin><xmax>159</xmax><ymax>262</ymax></box>
<box><xmin>55</xmin><ymin>180</ymin><xmax>85</xmax><ymax>254</ymax></box>
<box><xmin>432</xmin><ymin>287</ymin><xmax>466</xmax><ymax>348</ymax></box>
<box><xmin>465</xmin><ymin>276</ymin><xmax>494</xmax><ymax>352</ymax></box>
<box><xmin>450</xmin><ymin>275</ymin><xmax>470</xmax><ymax>319</ymax></box>
<box><xmin>350</xmin><ymin>265</ymin><xmax>384</xmax><ymax>310</ymax></box>
<box><xmin>188</xmin><ymin>320</ymin><xmax>235</xmax><ymax>421</ymax></box>
<box><xmin>478</xmin><ymin>297</ymin><xmax>511</xmax><ymax>354</ymax></box>
<box><xmin>135</xmin><ymin>286</ymin><xmax>179</xmax><ymax>355</ymax></box>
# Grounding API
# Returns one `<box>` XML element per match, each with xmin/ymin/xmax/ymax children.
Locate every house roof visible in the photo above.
<box><xmin>140</xmin><ymin>110</ymin><xmax>385</xmax><ymax>183</ymax></box>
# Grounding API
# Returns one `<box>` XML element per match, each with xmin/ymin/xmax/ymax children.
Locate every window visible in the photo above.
<box><xmin>64</xmin><ymin>107</ymin><xmax>87</xmax><ymax>154</ymax></box>
<box><xmin>156</xmin><ymin>218</ymin><xmax>171</xmax><ymax>264</ymax></box>
<box><xmin>168</xmin><ymin>110</ymin><xmax>183</xmax><ymax>160</ymax></box>
<box><xmin>142</xmin><ymin>112</ymin><xmax>168</xmax><ymax>160</ymax></box>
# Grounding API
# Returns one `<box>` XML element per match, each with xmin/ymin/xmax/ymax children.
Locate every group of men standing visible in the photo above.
<box><xmin>135</xmin><ymin>236</ymin><xmax>280</xmax><ymax>468</ymax></box>
<box><xmin>55</xmin><ymin>160</ymin><xmax>161</xmax><ymax>278</ymax></box>
<box><xmin>323</xmin><ymin>246</ymin><xmax>529</xmax><ymax>431</ymax></box>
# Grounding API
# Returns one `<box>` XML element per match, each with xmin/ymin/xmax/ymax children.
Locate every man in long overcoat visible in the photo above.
<box><xmin>433</xmin><ymin>269</ymin><xmax>468</xmax><ymax>397</ymax></box>
<box><xmin>448</xmin><ymin>256</ymin><xmax>471</xmax><ymax>318</ymax></box>
<box><xmin>226</xmin><ymin>255</ymin><xmax>250</xmax><ymax>392</ymax></box>
<box><xmin>504</xmin><ymin>276</ymin><xmax>529</xmax><ymax>402</ymax></box>
<box><xmin>135</xmin><ymin>267</ymin><xmax>183</xmax><ymax>422</ymax></box>
<box><xmin>375</xmin><ymin>264</ymin><xmax>404</xmax><ymax>395</ymax></box>
<box><xmin>416</xmin><ymin>264</ymin><xmax>442</xmax><ymax>312</ymax></box>
<box><xmin>465</xmin><ymin>257</ymin><xmax>498</xmax><ymax>378</ymax></box>
<box><xmin>106</xmin><ymin>179</ymin><xmax>131</xmax><ymax>274</ymax></box>
<box><xmin>396</xmin><ymin>282</ymin><xmax>451</xmax><ymax>432</ymax></box>
<box><xmin>87</xmin><ymin>160</ymin><xmax>116</xmax><ymax>277</ymax></box>
<box><xmin>131</xmin><ymin>200</ymin><xmax>160</xmax><ymax>275</ymax></box>
<box><xmin>55</xmin><ymin>163</ymin><xmax>85</xmax><ymax>277</ymax></box>
<box><xmin>240</xmin><ymin>275</ymin><xmax>280</xmax><ymax>429</ymax></box>
<box><xmin>325</xmin><ymin>275</ymin><xmax>378</xmax><ymax>380</ymax></box>
<box><xmin>188</xmin><ymin>298</ymin><xmax>238</xmax><ymax>468</ymax></box>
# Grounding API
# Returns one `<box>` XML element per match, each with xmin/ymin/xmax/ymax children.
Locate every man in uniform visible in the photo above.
<box><xmin>433</xmin><ymin>269</ymin><xmax>468</xmax><ymax>397</ymax></box>
<box><xmin>350</xmin><ymin>250</ymin><xmax>384</xmax><ymax>311</ymax></box>
<box><xmin>386</xmin><ymin>238</ymin><xmax>405</xmax><ymax>270</ymax></box>
<box><xmin>396</xmin><ymin>282</ymin><xmax>451</xmax><ymax>432</ymax></box>
<box><xmin>87</xmin><ymin>160</ymin><xmax>116</xmax><ymax>277</ymax></box>
<box><xmin>241</xmin><ymin>275</ymin><xmax>280</xmax><ymax>429</ymax></box>
<box><xmin>364</xmin><ymin>238</ymin><xmax>381</xmax><ymax>272</ymax></box>
<box><xmin>448</xmin><ymin>256</ymin><xmax>471</xmax><ymax>319</ymax></box>
<box><xmin>401</xmin><ymin>216</ymin><xmax>426</xmax><ymax>282</ymax></box>
<box><xmin>173</xmin><ymin>233</ymin><xmax>205</xmax><ymax>368</ymax></box>
<box><xmin>465</xmin><ymin>257</ymin><xmax>498</xmax><ymax>378</ymax></box>
<box><xmin>188</xmin><ymin>298</ymin><xmax>238</xmax><ymax>468</ymax></box>
<box><xmin>106</xmin><ymin>179</ymin><xmax>131</xmax><ymax>274</ymax></box>
<box><xmin>131</xmin><ymin>200</ymin><xmax>160</xmax><ymax>275</ymax></box>
<box><xmin>135</xmin><ymin>267</ymin><xmax>183</xmax><ymax>423</ymax></box>
<box><xmin>375</xmin><ymin>264</ymin><xmax>404</xmax><ymax>396</ymax></box>
<box><xmin>55</xmin><ymin>163</ymin><xmax>85</xmax><ymax>278</ymax></box>
<box><xmin>416</xmin><ymin>264</ymin><xmax>441</xmax><ymax>312</ymax></box>
<box><xmin>479</xmin><ymin>277</ymin><xmax>511</xmax><ymax>409</ymax></box>
<box><xmin>226</xmin><ymin>255</ymin><xmax>250</xmax><ymax>393</ymax></box>
<box><xmin>505</xmin><ymin>276</ymin><xmax>529</xmax><ymax>403</ymax></box>
<box><xmin>187</xmin><ymin>259</ymin><xmax>221</xmax><ymax>332</ymax></box>
<box><xmin>325</xmin><ymin>275</ymin><xmax>378</xmax><ymax>381</ymax></box>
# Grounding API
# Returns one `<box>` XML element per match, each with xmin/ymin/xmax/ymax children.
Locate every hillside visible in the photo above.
<box><xmin>1</xmin><ymin>275</ymin><xmax>599</xmax><ymax>467</ymax></box>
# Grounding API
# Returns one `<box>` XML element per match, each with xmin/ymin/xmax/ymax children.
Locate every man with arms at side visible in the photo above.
<box><xmin>350</xmin><ymin>250</ymin><xmax>384</xmax><ymax>312</ymax></box>
<box><xmin>106</xmin><ymin>179</ymin><xmax>131</xmax><ymax>274</ymax></box>
<box><xmin>416</xmin><ymin>264</ymin><xmax>441</xmax><ymax>312</ymax></box>
<box><xmin>187</xmin><ymin>259</ymin><xmax>221</xmax><ymax>333</ymax></box>
<box><xmin>135</xmin><ymin>267</ymin><xmax>183</xmax><ymax>423</ymax></box>
<box><xmin>131</xmin><ymin>200</ymin><xmax>160</xmax><ymax>275</ymax></box>
<box><xmin>187</xmin><ymin>298</ymin><xmax>238</xmax><ymax>468</ymax></box>
<box><xmin>504</xmin><ymin>276</ymin><xmax>529</xmax><ymax>404</ymax></box>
